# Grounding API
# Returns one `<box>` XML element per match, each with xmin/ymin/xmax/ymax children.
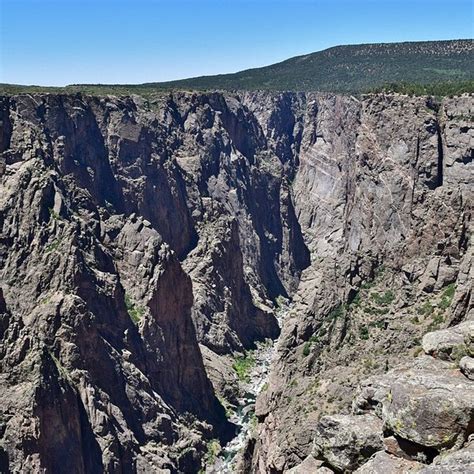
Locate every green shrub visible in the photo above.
<box><xmin>232</xmin><ymin>353</ymin><xmax>255</xmax><ymax>382</ymax></box>
<box><xmin>417</xmin><ymin>301</ymin><xmax>434</xmax><ymax>316</ymax></box>
<box><xmin>439</xmin><ymin>284</ymin><xmax>455</xmax><ymax>310</ymax></box>
<box><xmin>351</xmin><ymin>292</ymin><xmax>361</xmax><ymax>307</ymax></box>
<box><xmin>275</xmin><ymin>295</ymin><xmax>287</xmax><ymax>308</ymax></box>
<box><xmin>303</xmin><ymin>342</ymin><xmax>311</xmax><ymax>357</ymax></box>
<box><xmin>370</xmin><ymin>290</ymin><xmax>395</xmax><ymax>306</ymax></box>
<box><xmin>359</xmin><ymin>325</ymin><xmax>370</xmax><ymax>340</ymax></box>
<box><xmin>45</xmin><ymin>239</ymin><xmax>61</xmax><ymax>253</ymax></box>
<box><xmin>369</xmin><ymin>319</ymin><xmax>386</xmax><ymax>329</ymax></box>
<box><xmin>327</xmin><ymin>304</ymin><xmax>345</xmax><ymax>320</ymax></box>
<box><xmin>452</xmin><ymin>344</ymin><xmax>468</xmax><ymax>363</ymax></box>
<box><xmin>203</xmin><ymin>439</ymin><xmax>221</xmax><ymax>465</ymax></box>
<box><xmin>48</xmin><ymin>208</ymin><xmax>60</xmax><ymax>220</ymax></box>
<box><xmin>125</xmin><ymin>294</ymin><xmax>145</xmax><ymax>324</ymax></box>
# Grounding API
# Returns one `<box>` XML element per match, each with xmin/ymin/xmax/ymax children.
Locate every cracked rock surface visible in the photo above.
<box><xmin>0</xmin><ymin>91</ymin><xmax>472</xmax><ymax>472</ymax></box>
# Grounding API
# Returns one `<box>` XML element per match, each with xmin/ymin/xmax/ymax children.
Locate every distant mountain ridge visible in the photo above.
<box><xmin>148</xmin><ymin>39</ymin><xmax>474</xmax><ymax>93</ymax></box>
<box><xmin>1</xmin><ymin>39</ymin><xmax>473</xmax><ymax>95</ymax></box>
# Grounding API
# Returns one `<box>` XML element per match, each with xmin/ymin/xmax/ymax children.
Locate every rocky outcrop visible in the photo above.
<box><xmin>422</xmin><ymin>321</ymin><xmax>474</xmax><ymax>360</ymax></box>
<box><xmin>312</xmin><ymin>414</ymin><xmax>384</xmax><ymax>471</ymax></box>
<box><xmin>297</xmin><ymin>322</ymin><xmax>474</xmax><ymax>473</ymax></box>
<box><xmin>0</xmin><ymin>90</ymin><xmax>472</xmax><ymax>472</ymax></box>
<box><xmin>420</xmin><ymin>436</ymin><xmax>474</xmax><ymax>473</ymax></box>
<box><xmin>354</xmin><ymin>452</ymin><xmax>423</xmax><ymax>473</ymax></box>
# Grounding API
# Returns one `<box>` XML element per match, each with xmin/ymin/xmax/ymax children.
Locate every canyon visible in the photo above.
<box><xmin>0</xmin><ymin>90</ymin><xmax>473</xmax><ymax>473</ymax></box>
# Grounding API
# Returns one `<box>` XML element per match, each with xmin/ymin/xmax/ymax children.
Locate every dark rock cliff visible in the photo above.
<box><xmin>0</xmin><ymin>91</ymin><xmax>472</xmax><ymax>473</ymax></box>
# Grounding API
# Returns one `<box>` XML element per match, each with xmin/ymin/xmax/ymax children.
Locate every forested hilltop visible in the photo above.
<box><xmin>2</xmin><ymin>39</ymin><xmax>473</xmax><ymax>96</ymax></box>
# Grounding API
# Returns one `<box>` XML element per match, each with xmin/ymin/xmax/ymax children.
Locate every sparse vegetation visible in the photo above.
<box><xmin>452</xmin><ymin>345</ymin><xmax>468</xmax><ymax>363</ymax></box>
<box><xmin>45</xmin><ymin>239</ymin><xmax>61</xmax><ymax>253</ymax></box>
<box><xmin>428</xmin><ymin>312</ymin><xmax>445</xmax><ymax>331</ymax></box>
<box><xmin>327</xmin><ymin>304</ymin><xmax>345</xmax><ymax>320</ymax></box>
<box><xmin>124</xmin><ymin>294</ymin><xmax>145</xmax><ymax>324</ymax></box>
<box><xmin>410</xmin><ymin>315</ymin><xmax>420</xmax><ymax>325</ymax></box>
<box><xmin>417</xmin><ymin>301</ymin><xmax>434</xmax><ymax>316</ymax></box>
<box><xmin>370</xmin><ymin>290</ymin><xmax>395</xmax><ymax>307</ymax></box>
<box><xmin>359</xmin><ymin>325</ymin><xmax>370</xmax><ymax>340</ymax></box>
<box><xmin>48</xmin><ymin>208</ymin><xmax>60</xmax><ymax>220</ymax></box>
<box><xmin>302</xmin><ymin>342</ymin><xmax>311</xmax><ymax>357</ymax></box>
<box><xmin>370</xmin><ymin>80</ymin><xmax>474</xmax><ymax>96</ymax></box>
<box><xmin>275</xmin><ymin>295</ymin><xmax>287</xmax><ymax>309</ymax></box>
<box><xmin>216</xmin><ymin>395</ymin><xmax>235</xmax><ymax>419</ymax></box>
<box><xmin>202</xmin><ymin>439</ymin><xmax>221</xmax><ymax>466</ymax></box>
<box><xmin>439</xmin><ymin>283</ymin><xmax>455</xmax><ymax>310</ymax></box>
<box><xmin>232</xmin><ymin>353</ymin><xmax>256</xmax><ymax>382</ymax></box>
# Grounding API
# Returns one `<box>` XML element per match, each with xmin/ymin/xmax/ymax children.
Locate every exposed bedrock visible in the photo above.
<box><xmin>0</xmin><ymin>91</ymin><xmax>472</xmax><ymax>472</ymax></box>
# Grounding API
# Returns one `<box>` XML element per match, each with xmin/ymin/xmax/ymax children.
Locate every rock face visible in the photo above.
<box><xmin>312</xmin><ymin>414</ymin><xmax>384</xmax><ymax>471</ymax></box>
<box><xmin>0</xmin><ymin>91</ymin><xmax>472</xmax><ymax>472</ymax></box>
<box><xmin>250</xmin><ymin>93</ymin><xmax>473</xmax><ymax>472</ymax></box>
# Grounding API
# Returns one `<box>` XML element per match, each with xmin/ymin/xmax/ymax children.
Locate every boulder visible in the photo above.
<box><xmin>312</xmin><ymin>414</ymin><xmax>384</xmax><ymax>471</ymax></box>
<box><xmin>422</xmin><ymin>321</ymin><xmax>474</xmax><ymax>361</ymax></box>
<box><xmin>354</xmin><ymin>356</ymin><xmax>474</xmax><ymax>450</ymax></box>
<box><xmin>354</xmin><ymin>451</ymin><xmax>424</xmax><ymax>473</ymax></box>
<box><xmin>286</xmin><ymin>455</ymin><xmax>332</xmax><ymax>473</ymax></box>
<box><xmin>459</xmin><ymin>356</ymin><xmax>474</xmax><ymax>380</ymax></box>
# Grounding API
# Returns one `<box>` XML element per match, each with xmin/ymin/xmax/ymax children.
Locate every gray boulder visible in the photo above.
<box><xmin>422</xmin><ymin>321</ymin><xmax>474</xmax><ymax>361</ymax></box>
<box><xmin>355</xmin><ymin>452</ymin><xmax>424</xmax><ymax>473</ymax></box>
<box><xmin>460</xmin><ymin>356</ymin><xmax>474</xmax><ymax>380</ymax></box>
<box><xmin>286</xmin><ymin>455</ymin><xmax>333</xmax><ymax>473</ymax></box>
<box><xmin>354</xmin><ymin>356</ymin><xmax>474</xmax><ymax>450</ymax></box>
<box><xmin>312</xmin><ymin>414</ymin><xmax>384</xmax><ymax>471</ymax></box>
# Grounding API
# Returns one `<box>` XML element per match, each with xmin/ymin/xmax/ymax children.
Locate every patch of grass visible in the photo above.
<box><xmin>275</xmin><ymin>295</ymin><xmax>287</xmax><ymax>309</ymax></box>
<box><xmin>439</xmin><ymin>283</ymin><xmax>455</xmax><ymax>310</ymax></box>
<box><xmin>365</xmin><ymin>305</ymin><xmax>389</xmax><ymax>316</ymax></box>
<box><xmin>232</xmin><ymin>353</ymin><xmax>255</xmax><ymax>382</ymax></box>
<box><xmin>417</xmin><ymin>301</ymin><xmax>434</xmax><ymax>316</ymax></box>
<box><xmin>361</xmin><ymin>280</ymin><xmax>375</xmax><ymax>291</ymax></box>
<box><xmin>410</xmin><ymin>315</ymin><xmax>420</xmax><ymax>324</ymax></box>
<box><xmin>351</xmin><ymin>292</ymin><xmax>361</xmax><ymax>307</ymax></box>
<box><xmin>413</xmin><ymin>346</ymin><xmax>423</xmax><ymax>357</ymax></box>
<box><xmin>369</xmin><ymin>319</ymin><xmax>386</xmax><ymax>329</ymax></box>
<box><xmin>124</xmin><ymin>294</ymin><xmax>145</xmax><ymax>324</ymax></box>
<box><xmin>452</xmin><ymin>344</ymin><xmax>469</xmax><ymax>363</ymax></box>
<box><xmin>363</xmin><ymin>358</ymin><xmax>376</xmax><ymax>369</ymax></box>
<box><xmin>427</xmin><ymin>312</ymin><xmax>445</xmax><ymax>331</ymax></box>
<box><xmin>370</xmin><ymin>290</ymin><xmax>395</xmax><ymax>307</ymax></box>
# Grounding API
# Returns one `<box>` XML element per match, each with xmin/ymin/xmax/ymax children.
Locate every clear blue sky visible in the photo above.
<box><xmin>1</xmin><ymin>0</ymin><xmax>473</xmax><ymax>86</ymax></box>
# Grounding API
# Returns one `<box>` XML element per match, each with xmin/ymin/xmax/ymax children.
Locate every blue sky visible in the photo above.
<box><xmin>1</xmin><ymin>0</ymin><xmax>472</xmax><ymax>86</ymax></box>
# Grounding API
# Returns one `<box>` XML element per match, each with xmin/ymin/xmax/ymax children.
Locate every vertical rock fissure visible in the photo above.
<box><xmin>435</xmin><ymin>122</ymin><xmax>444</xmax><ymax>188</ymax></box>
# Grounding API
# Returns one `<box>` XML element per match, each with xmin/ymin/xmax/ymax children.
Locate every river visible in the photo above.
<box><xmin>207</xmin><ymin>304</ymin><xmax>288</xmax><ymax>473</ymax></box>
